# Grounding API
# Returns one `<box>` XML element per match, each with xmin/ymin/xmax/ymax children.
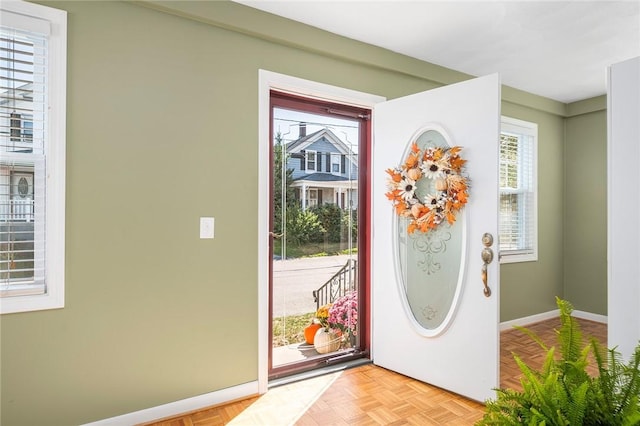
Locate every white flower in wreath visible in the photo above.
<box><xmin>420</xmin><ymin>159</ymin><xmax>447</xmax><ymax>180</ymax></box>
<box><xmin>398</xmin><ymin>177</ymin><xmax>417</xmax><ymax>201</ymax></box>
<box><xmin>424</xmin><ymin>193</ymin><xmax>443</xmax><ymax>209</ymax></box>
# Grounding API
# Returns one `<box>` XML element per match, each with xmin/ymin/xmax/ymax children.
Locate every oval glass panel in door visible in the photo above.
<box><xmin>394</xmin><ymin>126</ymin><xmax>467</xmax><ymax>336</ymax></box>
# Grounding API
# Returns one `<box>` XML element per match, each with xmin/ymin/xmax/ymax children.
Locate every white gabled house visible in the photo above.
<box><xmin>286</xmin><ymin>125</ymin><xmax>358</xmax><ymax>210</ymax></box>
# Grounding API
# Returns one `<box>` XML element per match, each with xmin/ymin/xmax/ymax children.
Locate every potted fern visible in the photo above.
<box><xmin>478</xmin><ymin>298</ymin><xmax>640</xmax><ymax>425</ymax></box>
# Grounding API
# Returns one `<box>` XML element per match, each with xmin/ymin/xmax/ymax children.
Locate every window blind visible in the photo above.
<box><xmin>0</xmin><ymin>23</ymin><xmax>48</xmax><ymax>296</ymax></box>
<box><xmin>499</xmin><ymin>130</ymin><xmax>536</xmax><ymax>257</ymax></box>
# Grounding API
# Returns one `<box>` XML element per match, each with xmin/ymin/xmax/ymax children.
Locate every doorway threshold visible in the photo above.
<box><xmin>269</xmin><ymin>357</ymin><xmax>371</xmax><ymax>389</ymax></box>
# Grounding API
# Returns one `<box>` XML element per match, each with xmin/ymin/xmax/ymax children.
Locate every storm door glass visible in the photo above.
<box><xmin>269</xmin><ymin>91</ymin><xmax>369</xmax><ymax>378</ymax></box>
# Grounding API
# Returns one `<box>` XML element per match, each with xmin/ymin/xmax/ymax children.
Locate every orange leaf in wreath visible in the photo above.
<box><xmin>446</xmin><ymin>211</ymin><xmax>456</xmax><ymax>225</ymax></box>
<box><xmin>411</xmin><ymin>142</ymin><xmax>420</xmax><ymax>153</ymax></box>
<box><xmin>404</xmin><ymin>153</ymin><xmax>419</xmax><ymax>169</ymax></box>
<box><xmin>419</xmin><ymin>214</ymin><xmax>436</xmax><ymax>232</ymax></box>
<box><xmin>395</xmin><ymin>203</ymin><xmax>407</xmax><ymax>215</ymax></box>
<box><xmin>449</xmin><ymin>156</ymin><xmax>467</xmax><ymax>171</ymax></box>
<box><xmin>407</xmin><ymin>222</ymin><xmax>418</xmax><ymax>234</ymax></box>
<box><xmin>385</xmin><ymin>168</ymin><xmax>402</xmax><ymax>182</ymax></box>
<box><xmin>385</xmin><ymin>189</ymin><xmax>401</xmax><ymax>201</ymax></box>
<box><xmin>451</xmin><ymin>199</ymin><xmax>463</xmax><ymax>210</ymax></box>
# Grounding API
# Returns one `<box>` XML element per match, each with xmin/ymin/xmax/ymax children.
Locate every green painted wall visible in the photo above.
<box><xmin>0</xmin><ymin>1</ymin><xmax>604</xmax><ymax>424</ymax></box>
<box><xmin>564</xmin><ymin>99</ymin><xmax>608</xmax><ymax>314</ymax></box>
<box><xmin>500</xmin><ymin>102</ymin><xmax>566</xmax><ymax>321</ymax></box>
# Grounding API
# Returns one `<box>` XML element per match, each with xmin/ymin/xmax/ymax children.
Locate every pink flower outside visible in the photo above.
<box><xmin>328</xmin><ymin>291</ymin><xmax>358</xmax><ymax>335</ymax></box>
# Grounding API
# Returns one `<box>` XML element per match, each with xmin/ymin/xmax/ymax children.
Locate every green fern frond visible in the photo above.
<box><xmin>477</xmin><ymin>299</ymin><xmax>640</xmax><ymax>426</ymax></box>
<box><xmin>556</xmin><ymin>297</ymin><xmax>583</xmax><ymax>365</ymax></box>
<box><xmin>564</xmin><ymin>381</ymin><xmax>589</xmax><ymax>425</ymax></box>
<box><xmin>592</xmin><ymin>338</ymin><xmax>616</xmax><ymax>415</ymax></box>
<box><xmin>622</xmin><ymin>411</ymin><xmax>640</xmax><ymax>426</ymax></box>
<box><xmin>481</xmin><ymin>388</ymin><xmax>530</xmax><ymax>425</ymax></box>
<box><xmin>514</xmin><ymin>324</ymin><xmax>550</xmax><ymax>352</ymax></box>
<box><xmin>541</xmin><ymin>346</ymin><xmax>557</xmax><ymax>377</ymax></box>
<box><xmin>619</xmin><ymin>346</ymin><xmax>640</xmax><ymax>414</ymax></box>
<box><xmin>589</xmin><ymin>341</ymin><xmax>640</xmax><ymax>424</ymax></box>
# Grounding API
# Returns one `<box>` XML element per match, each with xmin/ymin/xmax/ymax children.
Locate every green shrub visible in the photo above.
<box><xmin>342</xmin><ymin>208</ymin><xmax>357</xmax><ymax>242</ymax></box>
<box><xmin>310</xmin><ymin>204</ymin><xmax>357</xmax><ymax>244</ymax></box>
<box><xmin>311</xmin><ymin>204</ymin><xmax>343</xmax><ymax>243</ymax></box>
<box><xmin>285</xmin><ymin>205</ymin><xmax>325</xmax><ymax>245</ymax></box>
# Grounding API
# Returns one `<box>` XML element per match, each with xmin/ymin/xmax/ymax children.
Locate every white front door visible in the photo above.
<box><xmin>372</xmin><ymin>74</ymin><xmax>501</xmax><ymax>402</ymax></box>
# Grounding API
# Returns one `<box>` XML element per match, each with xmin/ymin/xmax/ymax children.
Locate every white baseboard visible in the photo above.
<box><xmin>573</xmin><ymin>310</ymin><xmax>608</xmax><ymax>324</ymax></box>
<box><xmin>82</xmin><ymin>381</ymin><xmax>259</xmax><ymax>426</ymax></box>
<box><xmin>500</xmin><ymin>309</ymin><xmax>607</xmax><ymax>331</ymax></box>
<box><xmin>500</xmin><ymin>309</ymin><xmax>560</xmax><ymax>331</ymax></box>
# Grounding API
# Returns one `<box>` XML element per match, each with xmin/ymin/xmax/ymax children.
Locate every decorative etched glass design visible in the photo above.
<box><xmin>395</xmin><ymin>128</ymin><xmax>466</xmax><ymax>333</ymax></box>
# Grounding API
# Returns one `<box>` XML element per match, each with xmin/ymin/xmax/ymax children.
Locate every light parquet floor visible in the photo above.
<box><xmin>500</xmin><ymin>317</ymin><xmax>606</xmax><ymax>391</ymax></box>
<box><xmin>143</xmin><ymin>318</ymin><xmax>606</xmax><ymax>426</ymax></box>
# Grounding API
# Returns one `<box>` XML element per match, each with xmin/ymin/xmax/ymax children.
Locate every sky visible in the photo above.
<box><xmin>273</xmin><ymin>107</ymin><xmax>360</xmax><ymax>153</ymax></box>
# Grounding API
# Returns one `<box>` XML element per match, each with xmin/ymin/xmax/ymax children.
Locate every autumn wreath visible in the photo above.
<box><xmin>385</xmin><ymin>143</ymin><xmax>469</xmax><ymax>234</ymax></box>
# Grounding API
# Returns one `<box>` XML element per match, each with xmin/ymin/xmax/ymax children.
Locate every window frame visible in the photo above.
<box><xmin>305</xmin><ymin>150</ymin><xmax>317</xmax><ymax>171</ymax></box>
<box><xmin>499</xmin><ymin>116</ymin><xmax>538</xmax><ymax>264</ymax></box>
<box><xmin>9</xmin><ymin>113</ymin><xmax>34</xmax><ymax>145</ymax></box>
<box><xmin>1</xmin><ymin>0</ymin><xmax>67</xmax><ymax>314</ymax></box>
<box><xmin>331</xmin><ymin>153</ymin><xmax>341</xmax><ymax>174</ymax></box>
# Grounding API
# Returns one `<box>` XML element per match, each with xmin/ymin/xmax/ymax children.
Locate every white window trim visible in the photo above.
<box><xmin>331</xmin><ymin>153</ymin><xmax>341</xmax><ymax>175</ymax></box>
<box><xmin>499</xmin><ymin>116</ymin><xmax>538</xmax><ymax>264</ymax></box>
<box><xmin>1</xmin><ymin>0</ymin><xmax>67</xmax><ymax>314</ymax></box>
<box><xmin>305</xmin><ymin>150</ymin><xmax>317</xmax><ymax>171</ymax></box>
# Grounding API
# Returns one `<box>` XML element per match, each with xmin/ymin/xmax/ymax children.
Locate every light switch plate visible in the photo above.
<box><xmin>200</xmin><ymin>217</ymin><xmax>215</xmax><ymax>239</ymax></box>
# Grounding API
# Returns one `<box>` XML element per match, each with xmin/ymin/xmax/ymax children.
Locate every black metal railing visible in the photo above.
<box><xmin>313</xmin><ymin>258</ymin><xmax>357</xmax><ymax>310</ymax></box>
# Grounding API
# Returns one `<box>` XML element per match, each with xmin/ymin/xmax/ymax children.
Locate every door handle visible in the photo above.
<box><xmin>270</xmin><ymin>231</ymin><xmax>284</xmax><ymax>239</ymax></box>
<box><xmin>481</xmin><ymin>233</ymin><xmax>493</xmax><ymax>297</ymax></box>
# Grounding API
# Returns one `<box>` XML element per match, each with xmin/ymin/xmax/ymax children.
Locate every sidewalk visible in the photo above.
<box><xmin>272</xmin><ymin>254</ymin><xmax>352</xmax><ymax>317</ymax></box>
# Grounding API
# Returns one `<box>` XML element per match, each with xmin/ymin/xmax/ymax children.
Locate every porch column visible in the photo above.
<box><xmin>301</xmin><ymin>183</ymin><xmax>307</xmax><ymax>210</ymax></box>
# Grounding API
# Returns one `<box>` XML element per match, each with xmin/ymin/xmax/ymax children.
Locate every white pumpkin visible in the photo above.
<box><xmin>314</xmin><ymin>328</ymin><xmax>340</xmax><ymax>354</ymax></box>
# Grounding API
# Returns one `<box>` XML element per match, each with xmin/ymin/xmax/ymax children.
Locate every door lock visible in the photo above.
<box><xmin>481</xmin><ymin>233</ymin><xmax>494</xmax><ymax>297</ymax></box>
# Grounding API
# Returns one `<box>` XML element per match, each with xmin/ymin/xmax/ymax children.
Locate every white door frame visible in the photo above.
<box><xmin>257</xmin><ymin>70</ymin><xmax>385</xmax><ymax>392</ymax></box>
<box><xmin>607</xmin><ymin>57</ymin><xmax>640</xmax><ymax>361</ymax></box>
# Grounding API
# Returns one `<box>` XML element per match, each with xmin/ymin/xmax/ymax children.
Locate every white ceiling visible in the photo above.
<box><xmin>235</xmin><ymin>1</ymin><xmax>640</xmax><ymax>103</ymax></box>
